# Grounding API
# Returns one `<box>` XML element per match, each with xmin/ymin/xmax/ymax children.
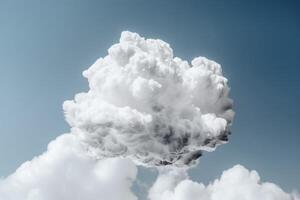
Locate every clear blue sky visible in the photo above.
<box><xmin>0</xmin><ymin>0</ymin><xmax>299</xmax><ymax>195</ymax></box>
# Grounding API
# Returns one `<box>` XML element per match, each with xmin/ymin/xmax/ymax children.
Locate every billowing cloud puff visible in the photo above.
<box><xmin>148</xmin><ymin>165</ymin><xmax>299</xmax><ymax>200</ymax></box>
<box><xmin>63</xmin><ymin>31</ymin><xmax>234</xmax><ymax>167</ymax></box>
<box><xmin>0</xmin><ymin>137</ymin><xmax>298</xmax><ymax>200</ymax></box>
<box><xmin>0</xmin><ymin>134</ymin><xmax>137</xmax><ymax>200</ymax></box>
<box><xmin>0</xmin><ymin>31</ymin><xmax>298</xmax><ymax>200</ymax></box>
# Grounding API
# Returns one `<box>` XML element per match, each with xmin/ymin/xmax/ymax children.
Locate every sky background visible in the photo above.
<box><xmin>0</xmin><ymin>0</ymin><xmax>299</xmax><ymax>198</ymax></box>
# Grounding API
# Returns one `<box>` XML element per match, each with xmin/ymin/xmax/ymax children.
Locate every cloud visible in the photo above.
<box><xmin>63</xmin><ymin>31</ymin><xmax>234</xmax><ymax>167</ymax></box>
<box><xmin>1</xmin><ymin>141</ymin><xmax>297</xmax><ymax>200</ymax></box>
<box><xmin>0</xmin><ymin>134</ymin><xmax>137</xmax><ymax>200</ymax></box>
<box><xmin>0</xmin><ymin>31</ymin><xmax>298</xmax><ymax>200</ymax></box>
<box><xmin>148</xmin><ymin>165</ymin><xmax>299</xmax><ymax>200</ymax></box>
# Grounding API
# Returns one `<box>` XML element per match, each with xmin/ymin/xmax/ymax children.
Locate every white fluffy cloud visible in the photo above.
<box><xmin>149</xmin><ymin>165</ymin><xmax>299</xmax><ymax>200</ymax></box>
<box><xmin>0</xmin><ymin>31</ymin><xmax>298</xmax><ymax>200</ymax></box>
<box><xmin>0</xmin><ymin>134</ymin><xmax>137</xmax><ymax>200</ymax></box>
<box><xmin>63</xmin><ymin>31</ymin><xmax>234</xmax><ymax>167</ymax></box>
<box><xmin>1</xmin><ymin>141</ymin><xmax>297</xmax><ymax>200</ymax></box>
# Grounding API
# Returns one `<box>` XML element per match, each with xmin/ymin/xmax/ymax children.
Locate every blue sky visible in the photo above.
<box><xmin>0</xmin><ymin>0</ymin><xmax>299</xmax><ymax>195</ymax></box>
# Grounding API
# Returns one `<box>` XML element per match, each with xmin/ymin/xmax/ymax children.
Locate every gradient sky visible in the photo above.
<box><xmin>0</xmin><ymin>0</ymin><xmax>299</xmax><ymax>197</ymax></box>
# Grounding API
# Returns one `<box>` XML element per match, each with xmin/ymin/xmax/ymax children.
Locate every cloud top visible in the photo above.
<box><xmin>0</xmin><ymin>134</ymin><xmax>137</xmax><ymax>200</ymax></box>
<box><xmin>63</xmin><ymin>31</ymin><xmax>234</xmax><ymax>167</ymax></box>
<box><xmin>149</xmin><ymin>165</ymin><xmax>299</xmax><ymax>200</ymax></box>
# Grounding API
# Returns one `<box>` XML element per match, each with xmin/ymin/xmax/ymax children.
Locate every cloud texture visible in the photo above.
<box><xmin>0</xmin><ymin>136</ymin><xmax>298</xmax><ymax>200</ymax></box>
<box><xmin>0</xmin><ymin>31</ymin><xmax>298</xmax><ymax>200</ymax></box>
<box><xmin>63</xmin><ymin>31</ymin><xmax>234</xmax><ymax>167</ymax></box>
<box><xmin>149</xmin><ymin>165</ymin><xmax>299</xmax><ymax>200</ymax></box>
<box><xmin>0</xmin><ymin>134</ymin><xmax>138</xmax><ymax>200</ymax></box>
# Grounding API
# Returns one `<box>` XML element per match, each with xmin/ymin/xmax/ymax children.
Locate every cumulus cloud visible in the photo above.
<box><xmin>0</xmin><ymin>31</ymin><xmax>298</xmax><ymax>200</ymax></box>
<box><xmin>149</xmin><ymin>165</ymin><xmax>299</xmax><ymax>200</ymax></box>
<box><xmin>0</xmin><ymin>134</ymin><xmax>137</xmax><ymax>200</ymax></box>
<box><xmin>63</xmin><ymin>31</ymin><xmax>234</xmax><ymax>167</ymax></box>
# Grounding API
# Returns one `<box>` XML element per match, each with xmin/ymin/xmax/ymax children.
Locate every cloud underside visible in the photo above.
<box><xmin>0</xmin><ymin>134</ymin><xmax>298</xmax><ymax>200</ymax></box>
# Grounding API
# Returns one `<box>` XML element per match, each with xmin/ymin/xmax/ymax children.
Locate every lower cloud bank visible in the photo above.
<box><xmin>0</xmin><ymin>134</ymin><xmax>298</xmax><ymax>200</ymax></box>
<box><xmin>148</xmin><ymin>166</ymin><xmax>299</xmax><ymax>200</ymax></box>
